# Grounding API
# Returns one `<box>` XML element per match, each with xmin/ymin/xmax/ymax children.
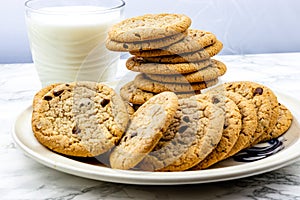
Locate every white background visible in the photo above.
<box><xmin>1</xmin><ymin>0</ymin><xmax>300</xmax><ymax>63</ymax></box>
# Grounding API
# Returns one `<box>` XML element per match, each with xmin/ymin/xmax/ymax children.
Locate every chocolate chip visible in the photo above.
<box><xmin>134</xmin><ymin>33</ymin><xmax>141</xmax><ymax>38</ymax></box>
<box><xmin>179</xmin><ymin>125</ymin><xmax>188</xmax><ymax>133</ymax></box>
<box><xmin>72</xmin><ymin>125</ymin><xmax>81</xmax><ymax>134</ymax></box>
<box><xmin>123</xmin><ymin>43</ymin><xmax>128</xmax><ymax>49</ymax></box>
<box><xmin>100</xmin><ymin>99</ymin><xmax>110</xmax><ymax>107</ymax></box>
<box><xmin>183</xmin><ymin>116</ymin><xmax>190</xmax><ymax>123</ymax></box>
<box><xmin>53</xmin><ymin>90</ymin><xmax>64</xmax><ymax>96</ymax></box>
<box><xmin>212</xmin><ymin>97</ymin><xmax>220</xmax><ymax>104</ymax></box>
<box><xmin>65</xmin><ymin>84</ymin><xmax>70</xmax><ymax>86</ymax></box>
<box><xmin>43</xmin><ymin>95</ymin><xmax>52</xmax><ymax>101</ymax></box>
<box><xmin>123</xmin><ymin>136</ymin><xmax>129</xmax><ymax>142</ymax></box>
<box><xmin>253</xmin><ymin>87</ymin><xmax>263</xmax><ymax>96</ymax></box>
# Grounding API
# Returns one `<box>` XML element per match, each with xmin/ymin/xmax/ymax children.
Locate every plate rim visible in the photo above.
<box><xmin>12</xmin><ymin>92</ymin><xmax>300</xmax><ymax>185</ymax></box>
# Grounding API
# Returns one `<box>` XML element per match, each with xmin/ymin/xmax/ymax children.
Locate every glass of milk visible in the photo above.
<box><xmin>25</xmin><ymin>0</ymin><xmax>125</xmax><ymax>87</ymax></box>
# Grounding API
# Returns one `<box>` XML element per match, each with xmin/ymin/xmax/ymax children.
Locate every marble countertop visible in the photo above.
<box><xmin>1</xmin><ymin>52</ymin><xmax>300</xmax><ymax>200</ymax></box>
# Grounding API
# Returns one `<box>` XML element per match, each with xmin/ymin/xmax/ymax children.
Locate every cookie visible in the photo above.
<box><xmin>108</xmin><ymin>13</ymin><xmax>191</xmax><ymax>42</ymax></box>
<box><xmin>109</xmin><ymin>92</ymin><xmax>179</xmax><ymax>170</ymax></box>
<box><xmin>253</xmin><ymin>103</ymin><xmax>293</xmax><ymax>144</ymax></box>
<box><xmin>222</xmin><ymin>91</ymin><xmax>258</xmax><ymax>158</ymax></box>
<box><xmin>126</xmin><ymin>57</ymin><xmax>212</xmax><ymax>74</ymax></box>
<box><xmin>141</xmin><ymin>40</ymin><xmax>223</xmax><ymax>63</ymax></box>
<box><xmin>191</xmin><ymin>93</ymin><xmax>242</xmax><ymax>170</ymax></box>
<box><xmin>32</xmin><ymin>82</ymin><xmax>130</xmax><ymax>157</ymax></box>
<box><xmin>120</xmin><ymin>81</ymin><xmax>200</xmax><ymax>105</ymax></box>
<box><xmin>130</xmin><ymin>29</ymin><xmax>217</xmax><ymax>57</ymax></box>
<box><xmin>146</xmin><ymin>59</ymin><xmax>226</xmax><ymax>83</ymax></box>
<box><xmin>223</xmin><ymin>81</ymin><xmax>278</xmax><ymax>147</ymax></box>
<box><xmin>105</xmin><ymin>31</ymin><xmax>187</xmax><ymax>52</ymax></box>
<box><xmin>134</xmin><ymin>73</ymin><xmax>218</xmax><ymax>93</ymax></box>
<box><xmin>139</xmin><ymin>97</ymin><xmax>224</xmax><ymax>171</ymax></box>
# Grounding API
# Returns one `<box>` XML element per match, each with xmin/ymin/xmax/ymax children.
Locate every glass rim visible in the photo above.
<box><xmin>25</xmin><ymin>0</ymin><xmax>125</xmax><ymax>14</ymax></box>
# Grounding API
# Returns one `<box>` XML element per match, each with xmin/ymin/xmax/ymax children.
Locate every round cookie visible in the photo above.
<box><xmin>120</xmin><ymin>81</ymin><xmax>200</xmax><ymax>105</ymax></box>
<box><xmin>109</xmin><ymin>92</ymin><xmax>179</xmax><ymax>170</ymax></box>
<box><xmin>253</xmin><ymin>103</ymin><xmax>293</xmax><ymax>144</ymax></box>
<box><xmin>222</xmin><ymin>91</ymin><xmax>258</xmax><ymax>158</ymax></box>
<box><xmin>246</xmin><ymin>87</ymin><xmax>279</xmax><ymax>148</ymax></box>
<box><xmin>139</xmin><ymin>97</ymin><xmax>224</xmax><ymax>171</ymax></box>
<box><xmin>32</xmin><ymin>82</ymin><xmax>130</xmax><ymax>157</ymax></box>
<box><xmin>146</xmin><ymin>59</ymin><xmax>227</xmax><ymax>83</ymax></box>
<box><xmin>222</xmin><ymin>81</ymin><xmax>278</xmax><ymax>147</ymax></box>
<box><xmin>203</xmin><ymin>89</ymin><xmax>258</xmax><ymax>159</ymax></box>
<box><xmin>108</xmin><ymin>13</ymin><xmax>191</xmax><ymax>42</ymax></box>
<box><xmin>134</xmin><ymin>73</ymin><xmax>218</xmax><ymax>93</ymax></box>
<box><xmin>126</xmin><ymin>57</ymin><xmax>212</xmax><ymax>74</ymax></box>
<box><xmin>141</xmin><ymin>40</ymin><xmax>223</xmax><ymax>63</ymax></box>
<box><xmin>191</xmin><ymin>93</ymin><xmax>242</xmax><ymax>170</ymax></box>
<box><xmin>105</xmin><ymin>31</ymin><xmax>187</xmax><ymax>52</ymax></box>
<box><xmin>130</xmin><ymin>29</ymin><xmax>217</xmax><ymax>57</ymax></box>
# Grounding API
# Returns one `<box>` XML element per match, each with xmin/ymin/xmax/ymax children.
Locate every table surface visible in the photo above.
<box><xmin>1</xmin><ymin>53</ymin><xmax>300</xmax><ymax>200</ymax></box>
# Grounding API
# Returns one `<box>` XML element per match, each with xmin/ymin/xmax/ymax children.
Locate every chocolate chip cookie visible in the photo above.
<box><xmin>32</xmin><ymin>82</ymin><xmax>130</xmax><ymax>157</ymax></box>
<box><xmin>109</xmin><ymin>92</ymin><xmax>178</xmax><ymax>170</ymax></box>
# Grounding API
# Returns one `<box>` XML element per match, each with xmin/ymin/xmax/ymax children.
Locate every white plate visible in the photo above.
<box><xmin>12</xmin><ymin>92</ymin><xmax>300</xmax><ymax>185</ymax></box>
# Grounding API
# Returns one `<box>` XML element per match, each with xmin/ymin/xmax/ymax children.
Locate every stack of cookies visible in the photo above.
<box><xmin>106</xmin><ymin>13</ymin><xmax>227</xmax><ymax>107</ymax></box>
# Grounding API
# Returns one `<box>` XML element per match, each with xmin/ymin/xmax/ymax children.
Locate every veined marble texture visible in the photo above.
<box><xmin>1</xmin><ymin>53</ymin><xmax>300</xmax><ymax>200</ymax></box>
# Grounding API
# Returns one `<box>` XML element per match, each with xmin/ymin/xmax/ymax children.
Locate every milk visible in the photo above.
<box><xmin>26</xmin><ymin>6</ymin><xmax>121</xmax><ymax>86</ymax></box>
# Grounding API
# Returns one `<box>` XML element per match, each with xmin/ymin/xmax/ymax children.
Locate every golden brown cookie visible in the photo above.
<box><xmin>109</xmin><ymin>92</ymin><xmax>178</xmax><ymax>170</ymax></box>
<box><xmin>120</xmin><ymin>81</ymin><xmax>200</xmax><ymax>105</ymax></box>
<box><xmin>223</xmin><ymin>81</ymin><xmax>279</xmax><ymax>147</ymax></box>
<box><xmin>145</xmin><ymin>59</ymin><xmax>226</xmax><ymax>83</ymax></box>
<box><xmin>191</xmin><ymin>93</ymin><xmax>242</xmax><ymax>170</ymax></box>
<box><xmin>130</xmin><ymin>29</ymin><xmax>217</xmax><ymax>57</ymax></box>
<box><xmin>222</xmin><ymin>91</ymin><xmax>258</xmax><ymax>158</ymax></box>
<box><xmin>253</xmin><ymin>103</ymin><xmax>293</xmax><ymax>144</ymax></box>
<box><xmin>105</xmin><ymin>31</ymin><xmax>187</xmax><ymax>52</ymax></box>
<box><xmin>32</xmin><ymin>82</ymin><xmax>130</xmax><ymax>157</ymax></box>
<box><xmin>140</xmin><ymin>40</ymin><xmax>223</xmax><ymax>63</ymax></box>
<box><xmin>139</xmin><ymin>97</ymin><xmax>224</xmax><ymax>171</ymax></box>
<box><xmin>108</xmin><ymin>13</ymin><xmax>191</xmax><ymax>42</ymax></box>
<box><xmin>126</xmin><ymin>57</ymin><xmax>212</xmax><ymax>74</ymax></box>
<box><xmin>134</xmin><ymin>73</ymin><xmax>218</xmax><ymax>93</ymax></box>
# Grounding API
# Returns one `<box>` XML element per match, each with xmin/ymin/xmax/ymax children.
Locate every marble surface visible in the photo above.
<box><xmin>1</xmin><ymin>52</ymin><xmax>300</xmax><ymax>199</ymax></box>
